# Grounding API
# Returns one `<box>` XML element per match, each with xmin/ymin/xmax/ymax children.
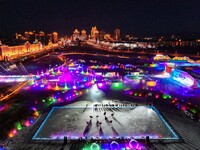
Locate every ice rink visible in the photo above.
<box><xmin>33</xmin><ymin>105</ymin><xmax>178</xmax><ymax>140</ymax></box>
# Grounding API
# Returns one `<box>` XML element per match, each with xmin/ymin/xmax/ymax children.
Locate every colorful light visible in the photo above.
<box><xmin>31</xmin><ymin>107</ymin><xmax>37</xmax><ymax>111</ymax></box>
<box><xmin>155</xmin><ymin>94</ymin><xmax>160</xmax><ymax>98</ymax></box>
<box><xmin>47</xmin><ymin>85</ymin><xmax>51</xmax><ymax>89</ymax></box>
<box><xmin>97</xmin><ymin>83</ymin><xmax>103</xmax><ymax>87</ymax></box>
<box><xmin>55</xmin><ymin>82</ymin><xmax>59</xmax><ymax>90</ymax></box>
<box><xmin>15</xmin><ymin>122</ymin><xmax>22</xmax><ymax>131</ymax></box>
<box><xmin>24</xmin><ymin>120</ymin><xmax>30</xmax><ymax>127</ymax></box>
<box><xmin>162</xmin><ymin>94</ymin><xmax>171</xmax><ymax>99</ymax></box>
<box><xmin>111</xmin><ymin>82</ymin><xmax>123</xmax><ymax>90</ymax></box>
<box><xmin>114</xmin><ymin>82</ymin><xmax>119</xmax><ymax>87</ymax></box>
<box><xmin>171</xmin><ymin>69</ymin><xmax>194</xmax><ymax>87</ymax></box>
<box><xmin>33</xmin><ymin>111</ymin><xmax>39</xmax><ymax>117</ymax></box>
<box><xmin>146</xmin><ymin>81</ymin><xmax>156</xmax><ymax>87</ymax></box>
<box><xmin>91</xmin><ymin>79</ymin><xmax>95</xmax><ymax>84</ymax></box>
<box><xmin>29</xmin><ymin>118</ymin><xmax>34</xmax><ymax>124</ymax></box>
<box><xmin>110</xmin><ymin>141</ymin><xmax>119</xmax><ymax>150</ymax></box>
<box><xmin>90</xmin><ymin>143</ymin><xmax>100</xmax><ymax>150</ymax></box>
<box><xmin>63</xmin><ymin>81</ymin><xmax>69</xmax><ymax>90</ymax></box>
<box><xmin>134</xmin><ymin>92</ymin><xmax>138</xmax><ymax>96</ymax></box>
<box><xmin>129</xmin><ymin>139</ymin><xmax>139</xmax><ymax>149</ymax></box>
<box><xmin>31</xmin><ymin>79</ymin><xmax>34</xmax><ymax>85</ymax></box>
<box><xmin>0</xmin><ymin>105</ymin><xmax>5</xmax><ymax>111</ymax></box>
<box><xmin>12</xmin><ymin>129</ymin><xmax>17</xmax><ymax>134</ymax></box>
<box><xmin>8</xmin><ymin>132</ymin><xmax>14</xmax><ymax>138</ymax></box>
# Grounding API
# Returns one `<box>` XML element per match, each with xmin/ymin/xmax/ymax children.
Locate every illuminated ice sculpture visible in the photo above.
<box><xmin>171</xmin><ymin>69</ymin><xmax>195</xmax><ymax>87</ymax></box>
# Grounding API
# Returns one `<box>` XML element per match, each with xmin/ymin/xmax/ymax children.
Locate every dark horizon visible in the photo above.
<box><xmin>0</xmin><ymin>0</ymin><xmax>200</xmax><ymax>38</ymax></box>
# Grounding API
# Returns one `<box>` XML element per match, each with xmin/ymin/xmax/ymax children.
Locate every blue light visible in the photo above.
<box><xmin>29</xmin><ymin>118</ymin><xmax>34</xmax><ymax>124</ymax></box>
<box><xmin>152</xmin><ymin>106</ymin><xmax>179</xmax><ymax>139</ymax></box>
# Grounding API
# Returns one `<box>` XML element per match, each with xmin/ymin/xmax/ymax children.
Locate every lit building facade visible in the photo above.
<box><xmin>0</xmin><ymin>42</ymin><xmax>42</xmax><ymax>60</ymax></box>
<box><xmin>46</xmin><ymin>34</ymin><xmax>53</xmax><ymax>43</ymax></box>
<box><xmin>24</xmin><ymin>31</ymin><xmax>35</xmax><ymax>42</ymax></box>
<box><xmin>72</xmin><ymin>29</ymin><xmax>80</xmax><ymax>41</ymax></box>
<box><xmin>114</xmin><ymin>29</ymin><xmax>120</xmax><ymax>41</ymax></box>
<box><xmin>39</xmin><ymin>31</ymin><xmax>45</xmax><ymax>44</ymax></box>
<box><xmin>104</xmin><ymin>33</ymin><xmax>113</xmax><ymax>41</ymax></box>
<box><xmin>52</xmin><ymin>32</ymin><xmax>58</xmax><ymax>43</ymax></box>
<box><xmin>91</xmin><ymin>26</ymin><xmax>99</xmax><ymax>40</ymax></box>
<box><xmin>80</xmin><ymin>29</ymin><xmax>87</xmax><ymax>41</ymax></box>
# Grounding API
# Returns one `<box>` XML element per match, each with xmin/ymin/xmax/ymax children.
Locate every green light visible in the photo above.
<box><xmin>162</xmin><ymin>94</ymin><xmax>167</xmax><ymax>99</ymax></box>
<box><xmin>42</xmin><ymin>99</ymin><xmax>45</xmax><ymax>102</ymax></box>
<box><xmin>134</xmin><ymin>92</ymin><xmax>138</xmax><ymax>96</ymax></box>
<box><xmin>15</xmin><ymin>122</ymin><xmax>22</xmax><ymax>131</ymax></box>
<box><xmin>114</xmin><ymin>82</ymin><xmax>119</xmax><ymax>87</ymax></box>
<box><xmin>111</xmin><ymin>82</ymin><xmax>123</xmax><ymax>90</ymax></box>
<box><xmin>64</xmin><ymin>85</ymin><xmax>68</xmax><ymax>90</ymax></box>
<box><xmin>190</xmin><ymin>108</ymin><xmax>199</xmax><ymax>114</ymax></box>
<box><xmin>83</xmin><ymin>143</ymin><xmax>91</xmax><ymax>150</ymax></box>
<box><xmin>90</xmin><ymin>143</ymin><xmax>100</xmax><ymax>150</ymax></box>
<box><xmin>31</xmin><ymin>80</ymin><xmax>34</xmax><ymax>85</ymax></box>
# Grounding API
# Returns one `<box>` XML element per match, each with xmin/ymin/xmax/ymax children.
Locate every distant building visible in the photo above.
<box><xmin>0</xmin><ymin>42</ymin><xmax>42</xmax><ymax>60</ymax></box>
<box><xmin>114</xmin><ymin>29</ymin><xmax>120</xmax><ymax>41</ymax></box>
<box><xmin>72</xmin><ymin>29</ymin><xmax>80</xmax><ymax>41</ymax></box>
<box><xmin>39</xmin><ymin>31</ymin><xmax>45</xmax><ymax>44</ymax></box>
<box><xmin>15</xmin><ymin>31</ymin><xmax>59</xmax><ymax>45</ymax></box>
<box><xmin>52</xmin><ymin>32</ymin><xmax>58</xmax><ymax>43</ymax></box>
<box><xmin>104</xmin><ymin>33</ymin><xmax>113</xmax><ymax>41</ymax></box>
<box><xmin>80</xmin><ymin>29</ymin><xmax>87</xmax><ymax>41</ymax></box>
<box><xmin>99</xmin><ymin>30</ymin><xmax>106</xmax><ymax>41</ymax></box>
<box><xmin>24</xmin><ymin>31</ymin><xmax>35</xmax><ymax>43</ymax></box>
<box><xmin>91</xmin><ymin>26</ymin><xmax>99</xmax><ymax>40</ymax></box>
<box><xmin>15</xmin><ymin>33</ymin><xmax>25</xmax><ymax>40</ymax></box>
<box><xmin>46</xmin><ymin>34</ymin><xmax>53</xmax><ymax>43</ymax></box>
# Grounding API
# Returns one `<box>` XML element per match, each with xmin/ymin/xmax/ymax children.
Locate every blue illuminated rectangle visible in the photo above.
<box><xmin>32</xmin><ymin>106</ymin><xmax>179</xmax><ymax>141</ymax></box>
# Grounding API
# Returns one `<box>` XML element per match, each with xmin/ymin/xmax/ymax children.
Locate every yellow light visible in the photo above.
<box><xmin>91</xmin><ymin>80</ymin><xmax>95</xmax><ymax>84</ymax></box>
<box><xmin>146</xmin><ymin>81</ymin><xmax>156</xmax><ymax>87</ymax></box>
<box><xmin>55</xmin><ymin>82</ymin><xmax>59</xmax><ymax>90</ymax></box>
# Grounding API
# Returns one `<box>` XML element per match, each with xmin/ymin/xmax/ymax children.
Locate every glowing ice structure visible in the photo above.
<box><xmin>27</xmin><ymin>64</ymin><xmax>94</xmax><ymax>91</ymax></box>
<box><xmin>0</xmin><ymin>75</ymin><xmax>34</xmax><ymax>82</ymax></box>
<box><xmin>171</xmin><ymin>69</ymin><xmax>195</xmax><ymax>87</ymax></box>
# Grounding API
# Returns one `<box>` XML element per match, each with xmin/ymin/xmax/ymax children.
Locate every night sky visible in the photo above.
<box><xmin>0</xmin><ymin>0</ymin><xmax>200</xmax><ymax>38</ymax></box>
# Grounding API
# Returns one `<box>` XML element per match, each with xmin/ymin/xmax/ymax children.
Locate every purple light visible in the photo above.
<box><xmin>31</xmin><ymin>107</ymin><xmax>37</xmax><ymax>111</ymax></box>
<box><xmin>97</xmin><ymin>83</ymin><xmax>103</xmax><ymax>87</ymax></box>
<box><xmin>129</xmin><ymin>139</ymin><xmax>139</xmax><ymax>149</ymax></box>
<box><xmin>110</xmin><ymin>141</ymin><xmax>119</xmax><ymax>150</ymax></box>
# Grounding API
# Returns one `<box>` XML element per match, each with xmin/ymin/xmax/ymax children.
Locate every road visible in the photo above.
<box><xmin>88</xmin><ymin>44</ymin><xmax>200</xmax><ymax>59</ymax></box>
<box><xmin>0</xmin><ymin>81</ymin><xmax>29</xmax><ymax>102</ymax></box>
